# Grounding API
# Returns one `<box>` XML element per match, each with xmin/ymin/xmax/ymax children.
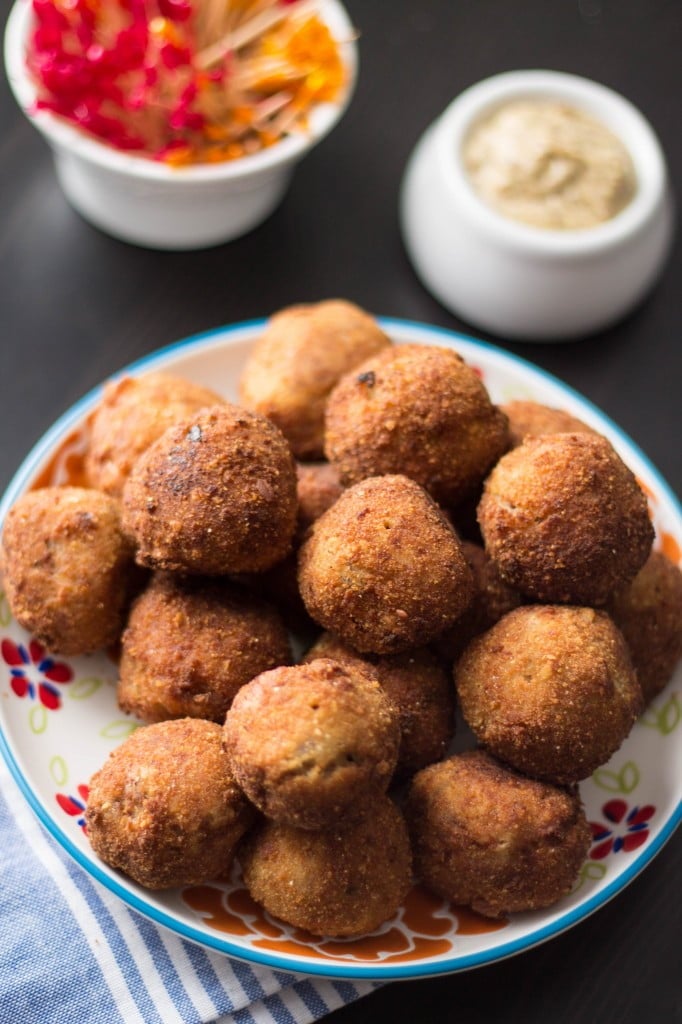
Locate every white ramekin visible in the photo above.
<box><xmin>400</xmin><ymin>70</ymin><xmax>674</xmax><ymax>341</ymax></box>
<box><xmin>4</xmin><ymin>0</ymin><xmax>357</xmax><ymax>250</ymax></box>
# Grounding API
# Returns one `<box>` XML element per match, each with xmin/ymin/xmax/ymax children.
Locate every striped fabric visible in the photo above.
<box><xmin>0</xmin><ymin>758</ymin><xmax>377</xmax><ymax>1024</ymax></box>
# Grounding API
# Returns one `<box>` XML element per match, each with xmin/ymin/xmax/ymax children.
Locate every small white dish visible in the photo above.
<box><xmin>4</xmin><ymin>0</ymin><xmax>357</xmax><ymax>250</ymax></box>
<box><xmin>400</xmin><ymin>70</ymin><xmax>674</xmax><ymax>341</ymax></box>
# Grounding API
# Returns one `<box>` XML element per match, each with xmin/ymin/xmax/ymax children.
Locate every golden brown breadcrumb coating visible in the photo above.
<box><xmin>118</xmin><ymin>573</ymin><xmax>292</xmax><ymax>724</ymax></box>
<box><xmin>324</xmin><ymin>343</ymin><xmax>510</xmax><ymax>506</ymax></box>
<box><xmin>223</xmin><ymin>658</ymin><xmax>400</xmax><ymax>830</ymax></box>
<box><xmin>500</xmin><ymin>399</ymin><xmax>598</xmax><ymax>449</ymax></box>
<box><xmin>405</xmin><ymin>750</ymin><xmax>591</xmax><ymax>918</ymax></box>
<box><xmin>239</xmin><ymin>300</ymin><xmax>391</xmax><ymax>460</ymax></box>
<box><xmin>239</xmin><ymin>793</ymin><xmax>412</xmax><ymax>936</ymax></box>
<box><xmin>121</xmin><ymin>404</ymin><xmax>297</xmax><ymax>575</ymax></box>
<box><xmin>298</xmin><ymin>475</ymin><xmax>474</xmax><ymax>654</ymax></box>
<box><xmin>1</xmin><ymin>486</ymin><xmax>135</xmax><ymax>655</ymax></box>
<box><xmin>304</xmin><ymin>633</ymin><xmax>455</xmax><ymax>777</ymax></box>
<box><xmin>607</xmin><ymin>550</ymin><xmax>682</xmax><ymax>704</ymax></box>
<box><xmin>235</xmin><ymin>551</ymin><xmax>318</xmax><ymax>635</ymax></box>
<box><xmin>237</xmin><ymin>462</ymin><xmax>344</xmax><ymax>632</ymax></box>
<box><xmin>86</xmin><ymin>719</ymin><xmax>255</xmax><ymax>889</ymax></box>
<box><xmin>435</xmin><ymin>541</ymin><xmax>522</xmax><ymax>663</ymax></box>
<box><xmin>455</xmin><ymin>605</ymin><xmax>643</xmax><ymax>784</ymax></box>
<box><xmin>446</xmin><ymin>489</ymin><xmax>485</xmax><ymax>545</ymax></box>
<box><xmin>295</xmin><ymin>461</ymin><xmax>344</xmax><ymax>540</ymax></box>
<box><xmin>86</xmin><ymin>372</ymin><xmax>225</xmax><ymax>496</ymax></box>
<box><xmin>477</xmin><ymin>432</ymin><xmax>654</xmax><ymax>605</ymax></box>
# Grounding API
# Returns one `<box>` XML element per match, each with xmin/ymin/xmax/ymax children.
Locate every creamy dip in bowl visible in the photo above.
<box><xmin>462</xmin><ymin>98</ymin><xmax>636</xmax><ymax>231</ymax></box>
<box><xmin>400</xmin><ymin>70</ymin><xmax>673</xmax><ymax>341</ymax></box>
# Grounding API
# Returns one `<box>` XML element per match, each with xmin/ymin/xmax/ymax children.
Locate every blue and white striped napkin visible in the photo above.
<box><xmin>0</xmin><ymin>757</ymin><xmax>377</xmax><ymax>1024</ymax></box>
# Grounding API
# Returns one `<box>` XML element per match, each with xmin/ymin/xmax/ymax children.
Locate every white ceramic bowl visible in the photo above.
<box><xmin>400</xmin><ymin>70</ymin><xmax>674</xmax><ymax>341</ymax></box>
<box><xmin>4</xmin><ymin>0</ymin><xmax>357</xmax><ymax>250</ymax></box>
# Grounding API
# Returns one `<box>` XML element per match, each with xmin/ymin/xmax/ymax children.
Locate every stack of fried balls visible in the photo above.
<box><xmin>2</xmin><ymin>299</ymin><xmax>681</xmax><ymax>938</ymax></box>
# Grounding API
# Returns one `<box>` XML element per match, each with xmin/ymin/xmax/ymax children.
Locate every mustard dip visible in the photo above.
<box><xmin>462</xmin><ymin>99</ymin><xmax>636</xmax><ymax>230</ymax></box>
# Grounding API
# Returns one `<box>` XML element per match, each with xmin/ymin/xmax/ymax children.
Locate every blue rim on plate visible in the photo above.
<box><xmin>0</xmin><ymin>318</ymin><xmax>680</xmax><ymax>979</ymax></box>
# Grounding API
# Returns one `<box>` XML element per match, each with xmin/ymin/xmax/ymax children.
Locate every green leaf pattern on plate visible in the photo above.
<box><xmin>639</xmin><ymin>693</ymin><xmax>680</xmax><ymax>736</ymax></box>
<box><xmin>68</xmin><ymin>676</ymin><xmax>103</xmax><ymax>700</ymax></box>
<box><xmin>49</xmin><ymin>755</ymin><xmax>68</xmax><ymax>786</ymax></box>
<box><xmin>576</xmin><ymin>860</ymin><xmax>608</xmax><ymax>890</ymax></box>
<box><xmin>29</xmin><ymin>704</ymin><xmax>48</xmax><ymax>735</ymax></box>
<box><xmin>100</xmin><ymin>720</ymin><xmax>140</xmax><ymax>740</ymax></box>
<box><xmin>592</xmin><ymin>760</ymin><xmax>640</xmax><ymax>794</ymax></box>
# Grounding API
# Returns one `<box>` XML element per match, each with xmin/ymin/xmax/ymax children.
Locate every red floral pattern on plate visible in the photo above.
<box><xmin>56</xmin><ymin>784</ymin><xmax>89</xmax><ymax>832</ymax></box>
<box><xmin>589</xmin><ymin>799</ymin><xmax>655</xmax><ymax>859</ymax></box>
<box><xmin>2</xmin><ymin>638</ymin><xmax>73</xmax><ymax>710</ymax></box>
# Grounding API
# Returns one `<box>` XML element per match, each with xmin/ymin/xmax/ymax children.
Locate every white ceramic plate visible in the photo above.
<box><xmin>1</xmin><ymin>319</ymin><xmax>680</xmax><ymax>979</ymax></box>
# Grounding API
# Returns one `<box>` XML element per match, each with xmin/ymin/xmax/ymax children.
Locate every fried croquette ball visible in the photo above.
<box><xmin>455</xmin><ymin>605</ymin><xmax>643</xmax><ymax>784</ymax></box>
<box><xmin>0</xmin><ymin>486</ymin><xmax>135</xmax><ymax>655</ymax></box>
<box><xmin>436</xmin><ymin>541</ymin><xmax>522</xmax><ymax>663</ymax></box>
<box><xmin>118</xmin><ymin>573</ymin><xmax>292</xmax><ymax>724</ymax></box>
<box><xmin>239</xmin><ymin>300</ymin><xmax>391</xmax><ymax>460</ymax></box>
<box><xmin>298</xmin><ymin>475</ymin><xmax>474</xmax><ymax>654</ymax></box>
<box><xmin>295</xmin><ymin>461</ymin><xmax>344</xmax><ymax>539</ymax></box>
<box><xmin>236</xmin><ymin>462</ymin><xmax>343</xmax><ymax>633</ymax></box>
<box><xmin>223</xmin><ymin>658</ymin><xmax>400</xmax><ymax>830</ymax></box>
<box><xmin>304</xmin><ymin>633</ymin><xmax>455</xmax><ymax>777</ymax></box>
<box><xmin>238</xmin><ymin>463</ymin><xmax>344</xmax><ymax>625</ymax></box>
<box><xmin>405</xmin><ymin>750</ymin><xmax>591</xmax><ymax>918</ymax></box>
<box><xmin>237</xmin><ymin>552</ymin><xmax>318</xmax><ymax>635</ymax></box>
<box><xmin>86</xmin><ymin>719</ymin><xmax>255</xmax><ymax>889</ymax></box>
<box><xmin>501</xmin><ymin>399</ymin><xmax>598</xmax><ymax>449</ymax></box>
<box><xmin>478</xmin><ymin>432</ymin><xmax>654</xmax><ymax>605</ymax></box>
<box><xmin>324</xmin><ymin>344</ymin><xmax>510</xmax><ymax>507</ymax></box>
<box><xmin>239</xmin><ymin>793</ymin><xmax>412</xmax><ymax>936</ymax></box>
<box><xmin>607</xmin><ymin>551</ymin><xmax>682</xmax><ymax>704</ymax></box>
<box><xmin>121</xmin><ymin>404</ymin><xmax>297</xmax><ymax>575</ymax></box>
<box><xmin>447</xmin><ymin>489</ymin><xmax>485</xmax><ymax>545</ymax></box>
<box><xmin>86</xmin><ymin>372</ymin><xmax>225</xmax><ymax>497</ymax></box>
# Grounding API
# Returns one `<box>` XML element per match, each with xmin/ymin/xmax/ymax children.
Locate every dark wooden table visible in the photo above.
<box><xmin>1</xmin><ymin>1</ymin><xmax>680</xmax><ymax>1021</ymax></box>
